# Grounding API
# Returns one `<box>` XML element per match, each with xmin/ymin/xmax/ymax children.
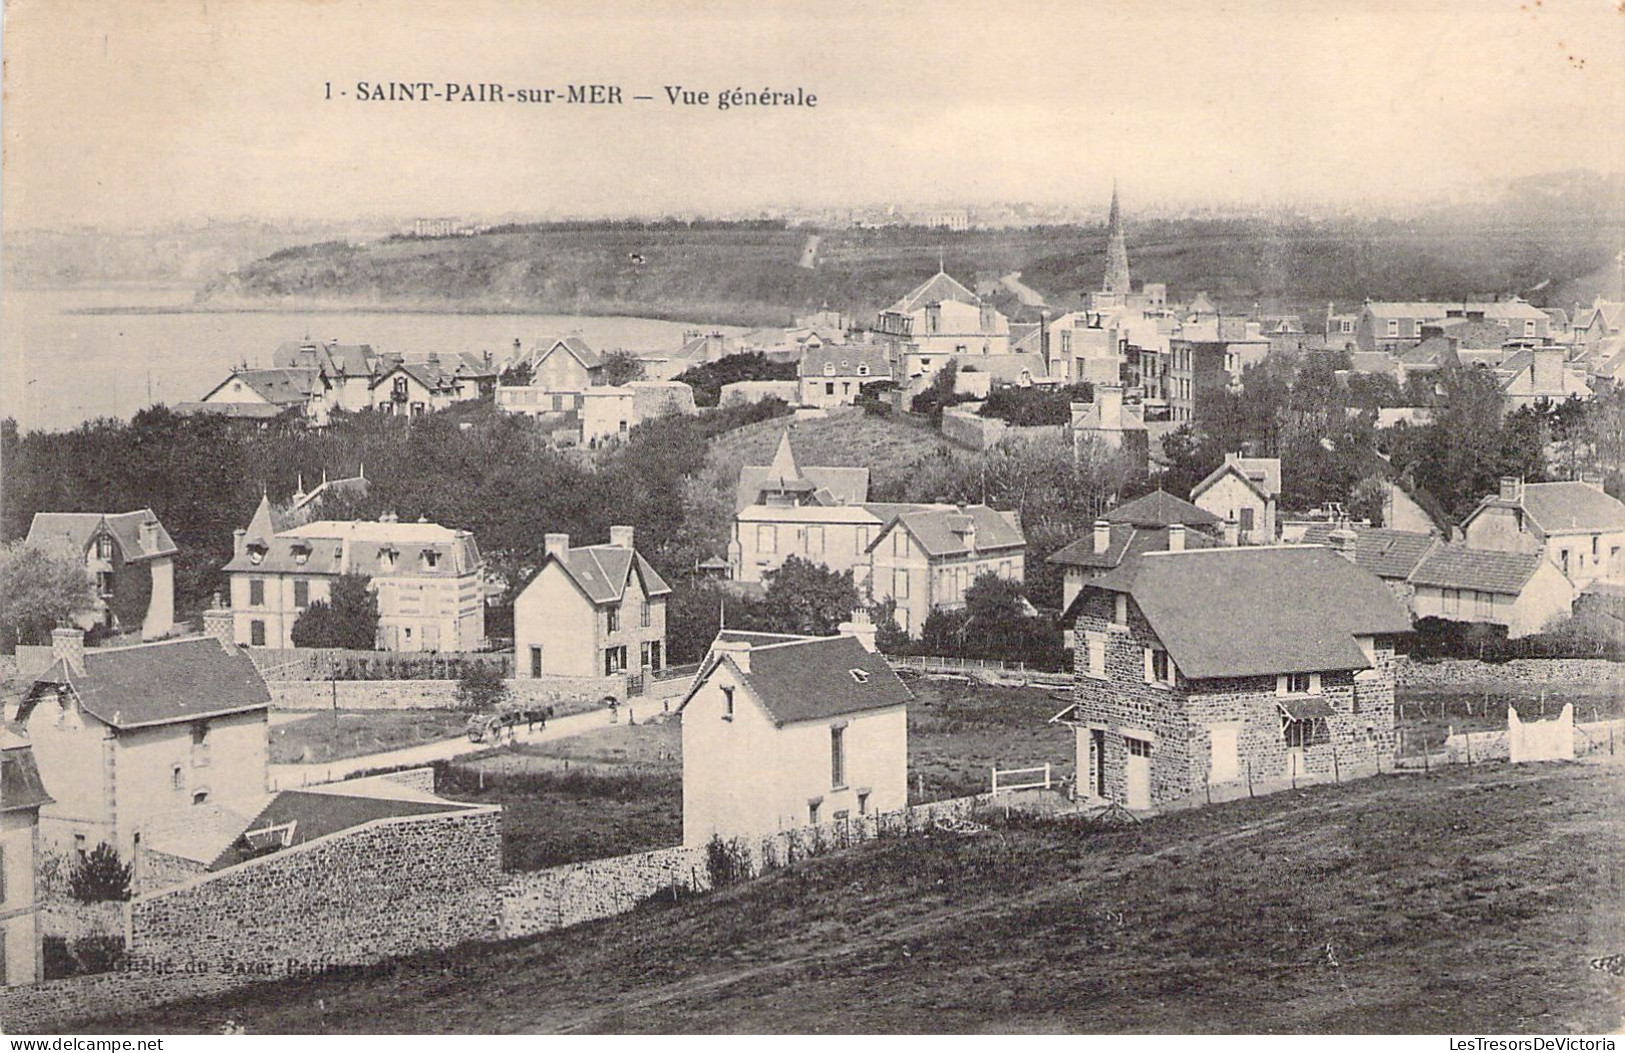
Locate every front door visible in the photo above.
<box><xmin>1125</xmin><ymin>737</ymin><xmax>1152</xmax><ymax>809</ymax></box>
<box><xmin>1209</xmin><ymin>726</ymin><xmax>1239</xmax><ymax>783</ymax></box>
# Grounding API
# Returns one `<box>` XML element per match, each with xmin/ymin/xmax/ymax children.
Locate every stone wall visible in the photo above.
<box><xmin>38</xmin><ymin>901</ymin><xmax>127</xmax><ymax>943</ymax></box>
<box><xmin>1398</xmin><ymin>657</ymin><xmax>1624</xmax><ymax>689</ymax></box>
<box><xmin>1</xmin><ymin>805</ymin><xmax>502</xmax><ymax>1034</ymax></box>
<box><xmin>246</xmin><ymin>647</ymin><xmax>514</xmax><ymax>682</ymax></box>
<box><xmin>268</xmin><ymin>675</ymin><xmax>624</xmax><ymax>712</ymax></box>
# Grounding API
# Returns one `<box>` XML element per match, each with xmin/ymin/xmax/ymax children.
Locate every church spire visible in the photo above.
<box><xmin>1103</xmin><ymin>180</ymin><xmax>1131</xmax><ymax>295</ymax></box>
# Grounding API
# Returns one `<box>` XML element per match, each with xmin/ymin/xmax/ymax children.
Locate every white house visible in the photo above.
<box><xmin>513</xmin><ymin>527</ymin><xmax>671</xmax><ymax>680</ymax></box>
<box><xmin>677</xmin><ymin>626</ymin><xmax>910</xmax><ymax>846</ymax></box>
<box><xmin>1408</xmin><ymin>544</ymin><xmax>1577</xmax><ymax>639</ymax></box>
<box><xmin>1192</xmin><ymin>454</ymin><xmax>1281</xmax><ymax>545</ymax></box>
<box><xmin>1461</xmin><ymin>477</ymin><xmax>1625</xmax><ymax>590</ymax></box>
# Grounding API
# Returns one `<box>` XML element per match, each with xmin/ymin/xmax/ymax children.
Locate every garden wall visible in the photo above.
<box><xmin>247</xmin><ymin>647</ymin><xmax>514</xmax><ymax>682</ymax></box>
<box><xmin>268</xmin><ymin>675</ymin><xmax>626</xmax><ymax>712</ymax></box>
<box><xmin>1398</xmin><ymin>657</ymin><xmax>1625</xmax><ymax>690</ymax></box>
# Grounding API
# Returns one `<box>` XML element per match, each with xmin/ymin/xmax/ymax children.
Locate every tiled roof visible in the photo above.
<box><xmin>682</xmin><ymin>635</ymin><xmax>911</xmax><ymax>726</ymax></box>
<box><xmin>1</xmin><ymin>735</ymin><xmax>54</xmax><ymax>813</ymax></box>
<box><xmin>1299</xmin><ymin>525</ymin><xmax>1437</xmax><ymax>580</ymax></box>
<box><xmin>550</xmin><ymin>544</ymin><xmax>672</xmax><ymax>605</ymax></box>
<box><xmin>1469</xmin><ymin>481</ymin><xmax>1625</xmax><ymax>535</ymax></box>
<box><xmin>209</xmin><ymin>790</ymin><xmax>468</xmax><ymax>871</ymax></box>
<box><xmin>1191</xmin><ymin>455</ymin><xmax>1282</xmax><ymax>503</ymax></box>
<box><xmin>20</xmin><ymin>636</ymin><xmax>271</xmax><ymax>730</ymax></box>
<box><xmin>1070</xmin><ymin>547</ymin><xmax>1411</xmax><ymax>679</ymax></box>
<box><xmin>873</xmin><ymin>505</ymin><xmax>1024</xmax><ymax>558</ymax></box>
<box><xmin>885</xmin><ymin>271</ymin><xmax>980</xmax><ymax>314</ymax></box>
<box><xmin>216</xmin><ymin>368</ymin><xmax>324</xmax><ymax>405</ymax></box>
<box><xmin>1047</xmin><ymin>523</ymin><xmax>1218</xmax><ymax>569</ymax></box>
<box><xmin>797</xmin><ymin>346</ymin><xmax>891</xmax><ymax>379</ymax></box>
<box><xmin>1409</xmin><ymin>545</ymin><xmax>1544</xmax><ymax>595</ymax></box>
<box><xmin>1105</xmin><ymin>490</ymin><xmax>1222</xmax><ymax>528</ymax></box>
<box><xmin>26</xmin><ymin>510</ymin><xmax>178</xmax><ymax>562</ymax></box>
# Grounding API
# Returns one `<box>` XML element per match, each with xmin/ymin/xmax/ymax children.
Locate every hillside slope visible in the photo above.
<box><xmin>707</xmin><ymin>408</ymin><xmax>956</xmax><ymax>495</ymax></box>
<box><xmin>86</xmin><ymin>761</ymin><xmax>1624</xmax><ymax>1034</ymax></box>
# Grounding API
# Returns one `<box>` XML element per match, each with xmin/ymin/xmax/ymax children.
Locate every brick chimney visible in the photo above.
<box><xmin>609</xmin><ymin>525</ymin><xmax>635</xmax><ymax>550</ymax></box>
<box><xmin>545</xmin><ymin>533</ymin><xmax>571</xmax><ymax>560</ymax></box>
<box><xmin>711</xmin><ymin>636</ymin><xmax>753</xmax><ymax>673</ymax></box>
<box><xmin>838</xmin><ymin>608</ymin><xmax>878</xmax><ymax>652</ymax></box>
<box><xmin>1499</xmin><ymin>476</ymin><xmax>1524</xmax><ymax>503</ymax></box>
<box><xmin>1093</xmin><ymin>519</ymin><xmax>1111</xmax><ymax>554</ymax></box>
<box><xmin>1328</xmin><ymin>526</ymin><xmax>1359</xmax><ymax>563</ymax></box>
<box><xmin>1167</xmin><ymin>523</ymin><xmax>1185</xmax><ymax>552</ymax></box>
<box><xmin>52</xmin><ymin>627</ymin><xmax>86</xmax><ymax>676</ymax></box>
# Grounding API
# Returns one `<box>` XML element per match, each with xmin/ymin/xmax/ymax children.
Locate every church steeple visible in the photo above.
<box><xmin>1102</xmin><ymin>180</ymin><xmax>1131</xmax><ymax>295</ymax></box>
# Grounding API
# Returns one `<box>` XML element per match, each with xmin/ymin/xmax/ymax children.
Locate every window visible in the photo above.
<box><xmin>649</xmin><ymin>641</ymin><xmax>662</xmax><ymax>670</ymax></box>
<box><xmin>293</xmin><ymin>580</ymin><xmax>309</xmax><ymax>609</ymax></box>
<box><xmin>192</xmin><ymin>722</ymin><xmax>211</xmax><ymax>767</ymax></box>
<box><xmin>1386</xmin><ymin>318</ymin><xmax>1399</xmax><ymax>337</ymax></box>
<box><xmin>96</xmin><ymin>571</ymin><xmax>114</xmax><ymax>595</ymax></box>
<box><xmin>892</xmin><ymin>530</ymin><xmax>908</xmax><ymax>557</ymax></box>
<box><xmin>1281</xmin><ymin>672</ymin><xmax>1316</xmax><ymax>695</ymax></box>
<box><xmin>1239</xmin><ymin>507</ymin><xmax>1255</xmax><ymax>533</ymax></box>
<box><xmin>1085</xmin><ymin>630</ymin><xmax>1107</xmax><ymax>679</ymax></box>
<box><xmin>757</xmin><ymin>524</ymin><xmax>776</xmax><ymax>554</ymax></box>
<box><xmin>1560</xmin><ymin>549</ymin><xmax>1571</xmax><ymax>575</ymax></box>
<box><xmin>393</xmin><ymin>377</ymin><xmax>408</xmax><ymax>400</ymax></box>
<box><xmin>849</xmin><ymin>668</ymin><xmax>870</xmax><ymax>684</ymax></box>
<box><xmin>1113</xmin><ymin>593</ymin><xmax>1128</xmax><ymax>627</ymax></box>
<box><xmin>249</xmin><ymin>579</ymin><xmax>265</xmax><ymax>606</ymax></box>
<box><xmin>858</xmin><ymin>363</ymin><xmax>870</xmax><ymax>377</ymax></box>
<box><xmin>172</xmin><ymin>764</ymin><xmax>184</xmax><ymax>790</ymax></box>
<box><xmin>604</xmin><ymin>646</ymin><xmax>627</xmax><ymax>676</ymax></box>
<box><xmin>74</xmin><ymin>833</ymin><xmax>87</xmax><ymax>860</ymax></box>
<box><xmin>1125</xmin><ymin>737</ymin><xmax>1153</xmax><ymax>758</ymax></box>
<box><xmin>1150</xmin><ymin>649</ymin><xmax>1172</xmax><ymax>685</ymax></box>
<box><xmin>857</xmin><ymin>791</ymin><xmax>870</xmax><ymax>815</ymax></box>
<box><xmin>530</xmin><ymin>646</ymin><xmax>543</xmax><ymax>677</ymax></box>
<box><xmin>97</xmin><ymin>536</ymin><xmax>113</xmax><ymax>560</ymax></box>
<box><xmin>722</xmin><ymin>685</ymin><xmax>734</xmax><ymax>720</ymax></box>
<box><xmin>825</xmin><ymin>382</ymin><xmax>835</xmax><ymax>396</ymax></box>
<box><xmin>1594</xmin><ymin>536</ymin><xmax>1601</xmax><ymax>558</ymax></box>
<box><xmin>823</xmin><ymin>362</ymin><xmax>835</xmax><ymax>376</ymax></box>
<box><xmin>641</xmin><ymin>600</ymin><xmax>651</xmax><ymax>628</ymax></box>
<box><xmin>250</xmin><ymin>620</ymin><xmax>266</xmax><ymax>647</ymax></box>
<box><xmin>1525</xmin><ymin>319</ymin><xmax>1536</xmax><ymax>336</ymax></box>
<box><xmin>831</xmin><ymin>725</ymin><xmax>847</xmax><ymax>788</ymax></box>
<box><xmin>808</xmin><ymin>800</ymin><xmax>821</xmax><ymax>824</ymax></box>
<box><xmin>423</xmin><ymin>549</ymin><xmax>440</xmax><ymax>569</ymax></box>
<box><xmin>893</xmin><ymin>568</ymin><xmax>909</xmax><ymax>600</ymax></box>
<box><xmin>607</xmin><ymin>606</ymin><xmax>620</xmax><ymax>633</ymax></box>
<box><xmin>192</xmin><ymin>790</ymin><xmax>209</xmax><ymax>806</ymax></box>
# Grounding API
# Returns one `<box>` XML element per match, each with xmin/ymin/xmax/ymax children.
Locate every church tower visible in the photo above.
<box><xmin>1102</xmin><ymin>181</ymin><xmax>1131</xmax><ymax>295</ymax></box>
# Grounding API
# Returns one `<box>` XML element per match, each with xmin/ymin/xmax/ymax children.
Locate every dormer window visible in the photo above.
<box><xmin>248</xmin><ymin>544</ymin><xmax>266</xmax><ymax>566</ymax></box>
<box><xmin>97</xmin><ymin>536</ymin><xmax>114</xmax><ymax>560</ymax></box>
<box><xmin>849</xmin><ymin>668</ymin><xmax>870</xmax><ymax>684</ymax></box>
<box><xmin>379</xmin><ymin>546</ymin><xmax>398</xmax><ymax>569</ymax></box>
<box><xmin>292</xmin><ymin>543</ymin><xmax>311</xmax><ymax>566</ymax></box>
<box><xmin>858</xmin><ymin>363</ymin><xmax>870</xmax><ymax>377</ymax></box>
<box><xmin>421</xmin><ymin>548</ymin><xmax>440</xmax><ymax>569</ymax></box>
<box><xmin>823</xmin><ymin>362</ymin><xmax>835</xmax><ymax>376</ymax></box>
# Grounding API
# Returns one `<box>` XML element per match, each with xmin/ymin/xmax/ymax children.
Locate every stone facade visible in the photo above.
<box><xmin>1398</xmin><ymin>657</ymin><xmax>1624</xmax><ymax>689</ymax></box>
<box><xmin>1069</xmin><ymin>589</ymin><xmax>1397</xmax><ymax>808</ymax></box>
<box><xmin>267</xmin><ymin>676</ymin><xmax>627</xmax><ymax>711</ymax></box>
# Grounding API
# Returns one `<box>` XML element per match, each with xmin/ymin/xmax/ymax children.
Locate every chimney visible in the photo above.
<box><xmin>1223</xmin><ymin>518</ymin><xmax>1240</xmax><ymax>547</ymax></box>
<box><xmin>233</xmin><ymin>528</ymin><xmax>247</xmax><ymax>557</ymax></box>
<box><xmin>1328</xmin><ymin>526</ymin><xmax>1359</xmax><ymax>563</ymax></box>
<box><xmin>202</xmin><ymin>599</ymin><xmax>235</xmax><ymax>647</ymax></box>
<box><xmin>379</xmin><ymin>512</ymin><xmax>399</xmax><ymax>524</ymax></box>
<box><xmin>1531</xmin><ymin>347</ymin><xmax>1563</xmax><ymax>393</ymax></box>
<box><xmin>609</xmin><ymin>525</ymin><xmax>635</xmax><ymax>550</ymax></box>
<box><xmin>140</xmin><ymin>519</ymin><xmax>159</xmax><ymax>552</ymax></box>
<box><xmin>52</xmin><ymin>627</ymin><xmax>86</xmax><ymax>676</ymax></box>
<box><xmin>1499</xmin><ymin>476</ymin><xmax>1524</xmax><ymax>503</ymax></box>
<box><xmin>1098</xmin><ymin>384</ymin><xmax>1123</xmax><ymax>431</ymax></box>
<box><xmin>711</xmin><ymin>636</ymin><xmax>753</xmax><ymax>673</ymax></box>
<box><xmin>1167</xmin><ymin>523</ymin><xmax>1185</xmax><ymax>552</ymax></box>
<box><xmin>1093</xmin><ymin>519</ymin><xmax>1111</xmax><ymax>554</ymax></box>
<box><xmin>838</xmin><ymin>608</ymin><xmax>878</xmax><ymax>653</ymax></box>
<box><xmin>545</xmin><ymin>533</ymin><xmax>571</xmax><ymax>560</ymax></box>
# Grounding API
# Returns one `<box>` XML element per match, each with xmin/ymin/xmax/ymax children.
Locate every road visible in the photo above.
<box><xmin>268</xmin><ymin>696</ymin><xmax>672</xmax><ymax>790</ymax></box>
<box><xmin>998</xmin><ymin>270</ymin><xmax>1048</xmax><ymax>307</ymax></box>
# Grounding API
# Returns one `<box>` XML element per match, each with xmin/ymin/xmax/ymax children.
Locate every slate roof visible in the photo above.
<box><xmin>209</xmin><ymin>790</ymin><xmax>469</xmax><ymax>871</ymax></box>
<box><xmin>210</xmin><ymin>368</ymin><xmax>324</xmax><ymax>406</ymax></box>
<box><xmin>273</xmin><ymin>341</ymin><xmax>378</xmax><ymax>376</ymax></box>
<box><xmin>1409</xmin><ymin>545</ymin><xmax>1544</xmax><ymax>595</ymax></box>
<box><xmin>1071</xmin><ymin>398</ymin><xmax>1147</xmax><ymax>433</ymax></box>
<box><xmin>225</xmin><ymin>519</ymin><xmax>481</xmax><ymax>578</ymax></box>
<box><xmin>1299</xmin><ymin>524</ymin><xmax>1438</xmax><ymax>580</ymax></box>
<box><xmin>1469</xmin><ymin>481</ymin><xmax>1625</xmax><ymax>536</ymax></box>
<box><xmin>1432</xmin><ymin>319</ymin><xmax>1517</xmax><ymax>349</ymax></box>
<box><xmin>533</xmin><ymin>336</ymin><xmax>602</xmax><ymax>370</ymax></box>
<box><xmin>872</xmin><ymin>505</ymin><xmax>1024</xmax><ymax>558</ymax></box>
<box><xmin>1069</xmin><ymin>547</ymin><xmax>1412</xmax><ymax>679</ymax></box>
<box><xmin>1009</xmin><ymin>323</ymin><xmax>1043</xmax><ymax>355</ymax></box>
<box><xmin>1348</xmin><ymin>351</ymin><xmax>1399</xmax><ymax>374</ymax></box>
<box><xmin>885</xmin><ymin>271</ymin><xmax>980</xmax><ymax>314</ymax></box>
<box><xmin>735</xmin><ymin>443</ymin><xmax>870</xmax><ymax>511</ymax></box>
<box><xmin>19</xmin><ymin>636</ymin><xmax>272</xmax><ymax>731</ymax></box>
<box><xmin>971</xmin><ymin>354</ymin><xmax>1050</xmax><ymax>385</ymax></box>
<box><xmin>26</xmin><ymin>510</ymin><xmax>179</xmax><ymax>562</ymax></box>
<box><xmin>1192</xmin><ymin>455</ymin><xmax>1282</xmax><ymax>502</ymax></box>
<box><xmin>1</xmin><ymin>732</ymin><xmax>54</xmax><ymax>813</ymax></box>
<box><xmin>549</xmin><ymin>544</ymin><xmax>672</xmax><ymax>605</ymax></box>
<box><xmin>1105</xmin><ymin>490</ymin><xmax>1222</xmax><ymax>529</ymax></box>
<box><xmin>1047</xmin><ymin>523</ymin><xmax>1218</xmax><ymax>569</ymax></box>
<box><xmin>681</xmin><ymin>634</ymin><xmax>911</xmax><ymax>726</ymax></box>
<box><xmin>797</xmin><ymin>346</ymin><xmax>891</xmax><ymax>379</ymax></box>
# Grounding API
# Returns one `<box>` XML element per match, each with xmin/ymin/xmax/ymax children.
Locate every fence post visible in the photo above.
<box><xmin>1332</xmin><ymin>743</ymin><xmax>1340</xmax><ymax>785</ymax></box>
<box><xmin>1043</xmin><ymin>762</ymin><xmax>1051</xmax><ymax>790</ymax></box>
<box><xmin>1246</xmin><ymin>760</ymin><xmax>1254</xmax><ymax>798</ymax></box>
<box><xmin>1423</xmin><ymin>743</ymin><xmax>1430</xmax><ymax>776</ymax></box>
<box><xmin>989</xmin><ymin>766</ymin><xmax>997</xmax><ymax>795</ymax></box>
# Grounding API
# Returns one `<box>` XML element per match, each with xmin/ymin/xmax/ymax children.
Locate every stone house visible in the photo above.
<box><xmin>677</xmin><ymin>626</ymin><xmax>909</xmax><ymax>845</ymax></box>
<box><xmin>224</xmin><ymin>513</ymin><xmax>485</xmax><ymax>651</ymax></box>
<box><xmin>16</xmin><ymin>628</ymin><xmax>271</xmax><ymax>859</ymax></box>
<box><xmin>1056</xmin><ymin>547</ymin><xmax>1410</xmax><ymax>809</ymax></box>
<box><xmin>513</xmin><ymin>527</ymin><xmax>671</xmax><ymax>679</ymax></box>
<box><xmin>368</xmin><ymin>358</ymin><xmax>460</xmax><ymax>417</ymax></box>
<box><xmin>1050</xmin><ymin>516</ymin><xmax>1220</xmax><ymax>616</ymax></box>
<box><xmin>25</xmin><ymin>510</ymin><xmax>178</xmax><ymax>639</ymax></box>
<box><xmin>2</xmin><ymin>729</ymin><xmax>51</xmax><ymax>988</ymax></box>
<box><xmin>797</xmin><ymin>346</ymin><xmax>892</xmax><ymax>408</ymax></box>
<box><xmin>1191</xmin><ymin>454</ymin><xmax>1281</xmax><ymax>544</ymax></box>
<box><xmin>1461</xmin><ymin>477</ymin><xmax>1625</xmax><ymax>590</ymax></box>
<box><xmin>866</xmin><ymin>505</ymin><xmax>1026</xmax><ymax>637</ymax></box>
<box><xmin>1165</xmin><ymin>319</ymin><xmax>1269</xmax><ymax>424</ymax></box>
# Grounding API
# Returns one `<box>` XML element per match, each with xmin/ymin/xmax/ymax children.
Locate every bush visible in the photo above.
<box><xmin>705</xmin><ymin>835</ymin><xmax>753</xmax><ymax>888</ymax></box>
<box><xmin>69</xmin><ymin>843</ymin><xmax>132</xmax><ymax>903</ymax></box>
<box><xmin>1407</xmin><ymin>613</ymin><xmax>1625</xmax><ymax>662</ymax></box>
<box><xmin>454</xmin><ymin>662</ymin><xmax>511</xmax><ymax>712</ymax></box>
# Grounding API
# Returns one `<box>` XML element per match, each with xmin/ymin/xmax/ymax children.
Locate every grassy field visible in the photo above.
<box><xmin>709</xmin><ymin>408</ymin><xmax>955</xmax><ymax>494</ymax></box>
<box><xmin>269</xmin><ymin>709</ymin><xmax>468</xmax><ymax>764</ymax></box>
<box><xmin>906</xmin><ymin>677</ymin><xmax>1074</xmax><ymax>800</ymax></box>
<box><xmin>84</xmin><ymin>757</ymin><xmax>1625</xmax><ymax>1034</ymax></box>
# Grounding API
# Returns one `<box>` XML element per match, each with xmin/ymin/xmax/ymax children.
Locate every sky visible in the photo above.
<box><xmin>3</xmin><ymin>0</ymin><xmax>1624</xmax><ymax>229</ymax></box>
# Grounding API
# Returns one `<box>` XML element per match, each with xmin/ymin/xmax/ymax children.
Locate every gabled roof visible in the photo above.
<box><xmin>546</xmin><ymin>543</ymin><xmax>672</xmax><ymax>605</ymax></box>
<box><xmin>533</xmin><ymin>336</ymin><xmax>602</xmax><ymax>370</ymax></box>
<box><xmin>1071</xmin><ymin>399</ymin><xmax>1147</xmax><ymax>433</ymax></box>
<box><xmin>885</xmin><ymin>271</ymin><xmax>980</xmax><ymax>315</ymax></box>
<box><xmin>1408</xmin><ymin>545</ymin><xmax>1547</xmax><ymax>595</ymax></box>
<box><xmin>1298</xmin><ymin>524</ymin><xmax>1438</xmax><ymax>580</ymax></box>
<box><xmin>680</xmin><ymin>634</ymin><xmax>910</xmax><ymax>727</ymax></box>
<box><xmin>734</xmin><ymin>432</ymin><xmax>871</xmax><ymax>511</ymax></box>
<box><xmin>1105</xmin><ymin>490</ymin><xmax>1222</xmax><ymax>529</ymax></box>
<box><xmin>1047</xmin><ymin>523</ymin><xmax>1218</xmax><ymax>569</ymax></box>
<box><xmin>19</xmin><ymin>636</ymin><xmax>271</xmax><ymax>731</ymax></box>
<box><xmin>273</xmin><ymin>341</ymin><xmax>379</xmax><ymax>377</ymax></box>
<box><xmin>871</xmin><ymin>505</ymin><xmax>1025</xmax><ymax>558</ymax></box>
<box><xmin>1</xmin><ymin>732</ymin><xmax>53</xmax><ymax>813</ymax></box>
<box><xmin>1067</xmin><ymin>547</ymin><xmax>1412</xmax><ymax>679</ymax></box>
<box><xmin>1466</xmin><ymin>481</ymin><xmax>1625</xmax><ymax>536</ymax></box>
<box><xmin>1191</xmin><ymin>455</ymin><xmax>1282</xmax><ymax>503</ymax></box>
<box><xmin>206</xmin><ymin>368</ymin><xmax>324</xmax><ymax>405</ymax></box>
<box><xmin>26</xmin><ymin>510</ymin><xmax>179</xmax><ymax>563</ymax></box>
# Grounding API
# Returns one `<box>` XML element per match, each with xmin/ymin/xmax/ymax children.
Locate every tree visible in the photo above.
<box><xmin>910</xmin><ymin>360</ymin><xmax>964</xmax><ymax>426</ymax></box>
<box><xmin>290</xmin><ymin>573</ymin><xmax>379</xmax><ymax>649</ymax></box>
<box><xmin>0</xmin><ymin>541</ymin><xmax>96</xmax><ymax>649</ymax></box>
<box><xmin>499</xmin><ymin>360</ymin><xmax>534</xmax><ymax>386</ymax></box>
<box><xmin>69</xmin><ymin>843</ymin><xmax>132</xmax><ymax>903</ymax></box>
<box><xmin>454</xmin><ymin>662</ymin><xmax>511</xmax><ymax>712</ymax></box>
<box><xmin>759</xmin><ymin>557</ymin><xmax>860</xmax><ymax>636</ymax></box>
<box><xmin>600</xmin><ymin>350</ymin><xmax>648</xmax><ymax>387</ymax></box>
<box><xmin>674</xmin><ymin>352</ymin><xmax>796</xmax><ymax>407</ymax></box>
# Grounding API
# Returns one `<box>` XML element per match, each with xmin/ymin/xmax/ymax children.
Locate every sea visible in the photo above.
<box><xmin>1</xmin><ymin>287</ymin><xmax>744</xmax><ymax>434</ymax></box>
